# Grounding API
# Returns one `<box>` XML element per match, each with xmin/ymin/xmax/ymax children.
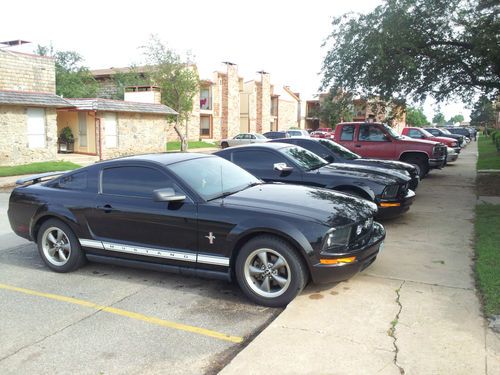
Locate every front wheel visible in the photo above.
<box><xmin>221</xmin><ymin>142</ymin><xmax>229</xmax><ymax>149</ymax></box>
<box><xmin>235</xmin><ymin>235</ymin><xmax>308</xmax><ymax>307</ymax></box>
<box><xmin>403</xmin><ymin>156</ymin><xmax>428</xmax><ymax>179</ymax></box>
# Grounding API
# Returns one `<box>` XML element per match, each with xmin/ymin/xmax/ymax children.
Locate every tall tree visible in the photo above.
<box><xmin>36</xmin><ymin>45</ymin><xmax>98</xmax><ymax>98</ymax></box>
<box><xmin>432</xmin><ymin>112</ymin><xmax>446</xmax><ymax>125</ymax></box>
<box><xmin>321</xmin><ymin>0</ymin><xmax>500</xmax><ymax>104</ymax></box>
<box><xmin>141</xmin><ymin>36</ymin><xmax>199</xmax><ymax>151</ymax></box>
<box><xmin>448</xmin><ymin>114</ymin><xmax>465</xmax><ymax>124</ymax></box>
<box><xmin>470</xmin><ymin>95</ymin><xmax>495</xmax><ymax>128</ymax></box>
<box><xmin>406</xmin><ymin>107</ymin><xmax>429</xmax><ymax>127</ymax></box>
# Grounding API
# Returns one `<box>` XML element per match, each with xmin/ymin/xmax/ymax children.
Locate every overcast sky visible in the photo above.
<box><xmin>1</xmin><ymin>0</ymin><xmax>469</xmax><ymax>121</ymax></box>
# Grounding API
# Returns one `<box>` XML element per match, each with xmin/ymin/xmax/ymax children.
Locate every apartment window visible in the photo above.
<box><xmin>200</xmin><ymin>115</ymin><xmax>212</xmax><ymax>138</ymax></box>
<box><xmin>27</xmin><ymin>108</ymin><xmax>46</xmax><ymax>148</ymax></box>
<box><xmin>200</xmin><ymin>88</ymin><xmax>211</xmax><ymax>110</ymax></box>
<box><xmin>104</xmin><ymin>113</ymin><xmax>118</xmax><ymax>148</ymax></box>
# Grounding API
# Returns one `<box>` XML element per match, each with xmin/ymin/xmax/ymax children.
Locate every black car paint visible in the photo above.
<box><xmin>269</xmin><ymin>138</ymin><xmax>420</xmax><ymax>190</ymax></box>
<box><xmin>8</xmin><ymin>153</ymin><xmax>385</xmax><ymax>285</ymax></box>
<box><xmin>214</xmin><ymin>143</ymin><xmax>415</xmax><ymax>218</ymax></box>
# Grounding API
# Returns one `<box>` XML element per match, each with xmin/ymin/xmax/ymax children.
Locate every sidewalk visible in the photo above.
<box><xmin>221</xmin><ymin>142</ymin><xmax>500</xmax><ymax>375</ymax></box>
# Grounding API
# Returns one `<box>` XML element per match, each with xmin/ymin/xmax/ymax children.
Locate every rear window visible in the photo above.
<box><xmin>340</xmin><ymin>125</ymin><xmax>354</xmax><ymax>141</ymax></box>
<box><xmin>56</xmin><ymin>171</ymin><xmax>88</xmax><ymax>190</ymax></box>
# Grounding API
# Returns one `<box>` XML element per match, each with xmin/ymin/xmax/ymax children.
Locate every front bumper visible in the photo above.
<box><xmin>429</xmin><ymin>157</ymin><xmax>446</xmax><ymax>169</ymax></box>
<box><xmin>447</xmin><ymin>153</ymin><xmax>458</xmax><ymax>163</ymax></box>
<box><xmin>376</xmin><ymin>189</ymin><xmax>416</xmax><ymax>219</ymax></box>
<box><xmin>310</xmin><ymin>222</ymin><xmax>385</xmax><ymax>284</ymax></box>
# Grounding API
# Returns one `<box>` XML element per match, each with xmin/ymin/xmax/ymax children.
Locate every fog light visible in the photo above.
<box><xmin>320</xmin><ymin>257</ymin><xmax>356</xmax><ymax>265</ymax></box>
<box><xmin>380</xmin><ymin>202</ymin><xmax>401</xmax><ymax>207</ymax></box>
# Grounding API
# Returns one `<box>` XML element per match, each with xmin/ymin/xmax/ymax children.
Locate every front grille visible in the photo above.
<box><xmin>433</xmin><ymin>145</ymin><xmax>447</xmax><ymax>158</ymax></box>
<box><xmin>349</xmin><ymin>217</ymin><xmax>374</xmax><ymax>249</ymax></box>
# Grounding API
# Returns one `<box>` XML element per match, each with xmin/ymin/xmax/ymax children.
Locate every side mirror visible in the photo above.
<box><xmin>153</xmin><ymin>188</ymin><xmax>186</xmax><ymax>202</ymax></box>
<box><xmin>273</xmin><ymin>162</ymin><xmax>294</xmax><ymax>172</ymax></box>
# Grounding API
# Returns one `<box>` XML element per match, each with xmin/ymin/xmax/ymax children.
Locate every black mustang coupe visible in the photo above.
<box><xmin>215</xmin><ymin>143</ymin><xmax>415</xmax><ymax>218</ymax></box>
<box><xmin>8</xmin><ymin>153</ymin><xmax>385</xmax><ymax>307</ymax></box>
<box><xmin>269</xmin><ymin>138</ymin><xmax>420</xmax><ymax>191</ymax></box>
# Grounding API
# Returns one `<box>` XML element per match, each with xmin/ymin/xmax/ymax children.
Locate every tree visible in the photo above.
<box><xmin>448</xmin><ymin>114</ymin><xmax>465</xmax><ymax>124</ymax></box>
<box><xmin>312</xmin><ymin>90</ymin><xmax>354</xmax><ymax>127</ymax></box>
<box><xmin>111</xmin><ymin>67</ymin><xmax>150</xmax><ymax>100</ymax></box>
<box><xmin>321</xmin><ymin>0</ymin><xmax>500</xmax><ymax>104</ymax></box>
<box><xmin>432</xmin><ymin>112</ymin><xmax>446</xmax><ymax>125</ymax></box>
<box><xmin>141</xmin><ymin>36</ymin><xmax>199</xmax><ymax>151</ymax></box>
<box><xmin>470</xmin><ymin>95</ymin><xmax>495</xmax><ymax>128</ymax></box>
<box><xmin>406</xmin><ymin>107</ymin><xmax>429</xmax><ymax>127</ymax></box>
<box><xmin>36</xmin><ymin>45</ymin><xmax>98</xmax><ymax>98</ymax></box>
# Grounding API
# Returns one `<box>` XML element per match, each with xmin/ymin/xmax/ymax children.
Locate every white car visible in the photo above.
<box><xmin>220</xmin><ymin>133</ymin><xmax>268</xmax><ymax>148</ymax></box>
<box><xmin>287</xmin><ymin>129</ymin><xmax>310</xmax><ymax>138</ymax></box>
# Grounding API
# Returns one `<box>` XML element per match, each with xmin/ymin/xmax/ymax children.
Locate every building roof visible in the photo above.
<box><xmin>0</xmin><ymin>90</ymin><xmax>74</xmax><ymax>108</ymax></box>
<box><xmin>90</xmin><ymin>66</ymin><xmax>150</xmax><ymax>77</ymax></box>
<box><xmin>66</xmin><ymin>98</ymin><xmax>177</xmax><ymax>115</ymax></box>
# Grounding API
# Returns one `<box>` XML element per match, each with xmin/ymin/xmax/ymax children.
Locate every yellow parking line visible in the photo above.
<box><xmin>0</xmin><ymin>283</ymin><xmax>243</xmax><ymax>344</ymax></box>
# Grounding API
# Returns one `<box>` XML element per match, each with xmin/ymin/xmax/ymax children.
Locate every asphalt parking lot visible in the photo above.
<box><xmin>0</xmin><ymin>193</ymin><xmax>280</xmax><ymax>374</ymax></box>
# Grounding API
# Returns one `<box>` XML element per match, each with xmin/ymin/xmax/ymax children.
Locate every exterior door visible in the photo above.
<box><xmin>78</xmin><ymin>112</ymin><xmax>87</xmax><ymax>147</ymax></box>
<box><xmin>354</xmin><ymin>124</ymin><xmax>396</xmax><ymax>159</ymax></box>
<box><xmin>86</xmin><ymin>165</ymin><xmax>198</xmax><ymax>267</ymax></box>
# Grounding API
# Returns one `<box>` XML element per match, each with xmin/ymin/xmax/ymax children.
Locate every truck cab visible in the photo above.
<box><xmin>334</xmin><ymin>122</ymin><xmax>447</xmax><ymax>178</ymax></box>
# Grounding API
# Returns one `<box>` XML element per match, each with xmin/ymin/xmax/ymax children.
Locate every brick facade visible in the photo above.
<box><xmin>0</xmin><ymin>105</ymin><xmax>58</xmax><ymax>166</ymax></box>
<box><xmin>256</xmin><ymin>73</ymin><xmax>271</xmax><ymax>133</ymax></box>
<box><xmin>0</xmin><ymin>50</ymin><xmax>55</xmax><ymax>93</ymax></box>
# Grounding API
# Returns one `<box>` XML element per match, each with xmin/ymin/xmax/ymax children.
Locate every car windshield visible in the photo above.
<box><xmin>255</xmin><ymin>134</ymin><xmax>267</xmax><ymax>139</ymax></box>
<box><xmin>279</xmin><ymin>146</ymin><xmax>328</xmax><ymax>171</ymax></box>
<box><xmin>287</xmin><ymin>130</ymin><xmax>302</xmax><ymax>136</ymax></box>
<box><xmin>317</xmin><ymin>139</ymin><xmax>360</xmax><ymax>160</ymax></box>
<box><xmin>441</xmin><ymin>129</ymin><xmax>452</xmax><ymax>135</ymax></box>
<box><xmin>420</xmin><ymin>128</ymin><xmax>434</xmax><ymax>137</ymax></box>
<box><xmin>168</xmin><ymin>156</ymin><xmax>261</xmax><ymax>201</ymax></box>
<box><xmin>383</xmin><ymin>124</ymin><xmax>401</xmax><ymax>139</ymax></box>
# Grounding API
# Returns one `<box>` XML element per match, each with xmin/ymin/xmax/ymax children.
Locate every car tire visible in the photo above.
<box><xmin>37</xmin><ymin>219</ymin><xmax>86</xmax><ymax>273</ymax></box>
<box><xmin>221</xmin><ymin>142</ymin><xmax>229</xmax><ymax>149</ymax></box>
<box><xmin>235</xmin><ymin>235</ymin><xmax>308</xmax><ymax>307</ymax></box>
<box><xmin>403</xmin><ymin>156</ymin><xmax>428</xmax><ymax>179</ymax></box>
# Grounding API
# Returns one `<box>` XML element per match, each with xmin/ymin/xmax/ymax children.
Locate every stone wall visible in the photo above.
<box><xmin>0</xmin><ymin>105</ymin><xmax>58</xmax><ymax>166</ymax></box>
<box><xmin>256</xmin><ymin>73</ymin><xmax>271</xmax><ymax>133</ymax></box>
<box><xmin>278</xmin><ymin>99</ymin><xmax>298</xmax><ymax>130</ymax></box>
<box><xmin>100</xmin><ymin>112</ymin><xmax>168</xmax><ymax>159</ymax></box>
<box><xmin>220</xmin><ymin>65</ymin><xmax>240</xmax><ymax>139</ymax></box>
<box><xmin>0</xmin><ymin>50</ymin><xmax>55</xmax><ymax>93</ymax></box>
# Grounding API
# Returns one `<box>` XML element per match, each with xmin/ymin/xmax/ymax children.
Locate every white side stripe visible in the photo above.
<box><xmin>79</xmin><ymin>238</ymin><xmax>229</xmax><ymax>266</ymax></box>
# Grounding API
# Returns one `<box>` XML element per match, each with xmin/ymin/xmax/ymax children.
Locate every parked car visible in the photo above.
<box><xmin>401</xmin><ymin>127</ymin><xmax>461</xmax><ymax>153</ymax></box>
<box><xmin>310</xmin><ymin>131</ymin><xmax>334</xmax><ymax>139</ymax></box>
<box><xmin>220</xmin><ymin>133</ymin><xmax>267</xmax><ymax>148</ymax></box>
<box><xmin>446</xmin><ymin>127</ymin><xmax>472</xmax><ymax>141</ymax></box>
<box><xmin>333</xmin><ymin>122</ymin><xmax>447</xmax><ymax>178</ymax></box>
<box><xmin>425</xmin><ymin>127</ymin><xmax>466</xmax><ymax>147</ymax></box>
<box><xmin>446</xmin><ymin>147</ymin><xmax>458</xmax><ymax>163</ymax></box>
<box><xmin>263</xmin><ymin>131</ymin><xmax>290</xmax><ymax>139</ymax></box>
<box><xmin>8</xmin><ymin>153</ymin><xmax>385</xmax><ymax>307</ymax></box>
<box><xmin>287</xmin><ymin>129</ymin><xmax>310</xmax><ymax>138</ymax></box>
<box><xmin>269</xmin><ymin>137</ymin><xmax>420</xmax><ymax>190</ymax></box>
<box><xmin>215</xmin><ymin>143</ymin><xmax>415</xmax><ymax>218</ymax></box>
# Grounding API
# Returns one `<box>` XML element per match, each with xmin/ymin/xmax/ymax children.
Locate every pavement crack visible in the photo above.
<box><xmin>388</xmin><ymin>280</ymin><xmax>405</xmax><ymax>375</ymax></box>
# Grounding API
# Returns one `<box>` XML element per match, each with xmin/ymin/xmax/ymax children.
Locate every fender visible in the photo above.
<box><xmin>30</xmin><ymin>203</ymin><xmax>80</xmax><ymax>241</ymax></box>
<box><xmin>333</xmin><ymin>183</ymin><xmax>376</xmax><ymax>201</ymax></box>
<box><xmin>226</xmin><ymin>217</ymin><xmax>317</xmax><ymax>258</ymax></box>
<box><xmin>398</xmin><ymin>150</ymin><xmax>430</xmax><ymax>161</ymax></box>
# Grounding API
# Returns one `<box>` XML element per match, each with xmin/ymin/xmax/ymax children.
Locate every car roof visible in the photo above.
<box><xmin>97</xmin><ymin>152</ymin><xmax>211</xmax><ymax>166</ymax></box>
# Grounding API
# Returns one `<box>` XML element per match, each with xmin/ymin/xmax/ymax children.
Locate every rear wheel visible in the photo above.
<box><xmin>221</xmin><ymin>141</ymin><xmax>229</xmax><ymax>149</ymax></box>
<box><xmin>37</xmin><ymin>219</ymin><xmax>86</xmax><ymax>273</ymax></box>
<box><xmin>235</xmin><ymin>235</ymin><xmax>308</xmax><ymax>307</ymax></box>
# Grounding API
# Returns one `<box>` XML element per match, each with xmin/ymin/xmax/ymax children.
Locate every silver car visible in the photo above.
<box><xmin>220</xmin><ymin>133</ymin><xmax>268</xmax><ymax>148</ymax></box>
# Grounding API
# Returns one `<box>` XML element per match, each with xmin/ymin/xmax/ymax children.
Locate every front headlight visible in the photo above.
<box><xmin>322</xmin><ymin>226</ymin><xmax>351</xmax><ymax>252</ymax></box>
<box><xmin>382</xmin><ymin>184</ymin><xmax>399</xmax><ymax>199</ymax></box>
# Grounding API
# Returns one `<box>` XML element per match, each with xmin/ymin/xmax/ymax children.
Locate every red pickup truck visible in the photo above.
<box><xmin>333</xmin><ymin>122</ymin><xmax>447</xmax><ymax>178</ymax></box>
<box><xmin>401</xmin><ymin>127</ymin><xmax>461</xmax><ymax>153</ymax></box>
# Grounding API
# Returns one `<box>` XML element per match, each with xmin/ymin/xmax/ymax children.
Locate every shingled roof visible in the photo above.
<box><xmin>67</xmin><ymin>98</ymin><xmax>177</xmax><ymax>115</ymax></box>
<box><xmin>0</xmin><ymin>90</ymin><xmax>74</xmax><ymax>108</ymax></box>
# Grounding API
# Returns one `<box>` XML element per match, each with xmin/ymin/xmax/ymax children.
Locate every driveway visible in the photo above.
<box><xmin>0</xmin><ymin>194</ymin><xmax>280</xmax><ymax>374</ymax></box>
<box><xmin>221</xmin><ymin>142</ymin><xmax>500</xmax><ymax>374</ymax></box>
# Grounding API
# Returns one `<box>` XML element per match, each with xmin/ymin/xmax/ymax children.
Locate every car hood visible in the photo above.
<box><xmin>327</xmin><ymin>163</ymin><xmax>411</xmax><ymax>183</ymax></box>
<box><xmin>433</xmin><ymin>136</ymin><xmax>457</xmax><ymax>144</ymax></box>
<box><xmin>223</xmin><ymin>183</ymin><xmax>378</xmax><ymax>227</ymax></box>
<box><xmin>315</xmin><ymin>164</ymin><xmax>400</xmax><ymax>185</ymax></box>
<box><xmin>352</xmin><ymin>158</ymin><xmax>417</xmax><ymax>175</ymax></box>
<box><xmin>399</xmin><ymin>135</ymin><xmax>441</xmax><ymax>146</ymax></box>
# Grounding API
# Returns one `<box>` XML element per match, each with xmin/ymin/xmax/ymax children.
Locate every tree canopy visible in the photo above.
<box><xmin>470</xmin><ymin>95</ymin><xmax>496</xmax><ymax>127</ymax></box>
<box><xmin>406</xmin><ymin>107</ymin><xmax>429</xmax><ymax>127</ymax></box>
<box><xmin>321</xmin><ymin>0</ymin><xmax>500</xmax><ymax>104</ymax></box>
<box><xmin>432</xmin><ymin>112</ymin><xmax>446</xmax><ymax>125</ymax></box>
<box><xmin>36</xmin><ymin>45</ymin><xmax>98</xmax><ymax>98</ymax></box>
<box><xmin>313</xmin><ymin>91</ymin><xmax>354</xmax><ymax>127</ymax></box>
<box><xmin>448</xmin><ymin>114</ymin><xmax>465</xmax><ymax>124</ymax></box>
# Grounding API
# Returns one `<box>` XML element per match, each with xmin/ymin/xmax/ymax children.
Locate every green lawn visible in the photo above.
<box><xmin>0</xmin><ymin>161</ymin><xmax>81</xmax><ymax>177</ymax></box>
<box><xmin>477</xmin><ymin>135</ymin><xmax>500</xmax><ymax>170</ymax></box>
<box><xmin>166</xmin><ymin>140</ymin><xmax>217</xmax><ymax>151</ymax></box>
<box><xmin>475</xmin><ymin>204</ymin><xmax>500</xmax><ymax>316</ymax></box>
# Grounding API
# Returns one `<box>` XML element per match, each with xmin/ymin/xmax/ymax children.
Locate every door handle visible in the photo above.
<box><xmin>96</xmin><ymin>204</ymin><xmax>114</xmax><ymax>213</ymax></box>
<box><xmin>354</xmin><ymin>144</ymin><xmax>362</xmax><ymax>148</ymax></box>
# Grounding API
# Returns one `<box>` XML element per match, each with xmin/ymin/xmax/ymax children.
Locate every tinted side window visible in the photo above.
<box><xmin>340</xmin><ymin>125</ymin><xmax>354</xmax><ymax>141</ymax></box>
<box><xmin>102</xmin><ymin>166</ymin><xmax>171</xmax><ymax>198</ymax></box>
<box><xmin>299</xmin><ymin>141</ymin><xmax>329</xmax><ymax>158</ymax></box>
<box><xmin>358</xmin><ymin>125</ymin><xmax>387</xmax><ymax>141</ymax></box>
<box><xmin>57</xmin><ymin>171</ymin><xmax>88</xmax><ymax>190</ymax></box>
<box><xmin>232</xmin><ymin>150</ymin><xmax>287</xmax><ymax>169</ymax></box>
